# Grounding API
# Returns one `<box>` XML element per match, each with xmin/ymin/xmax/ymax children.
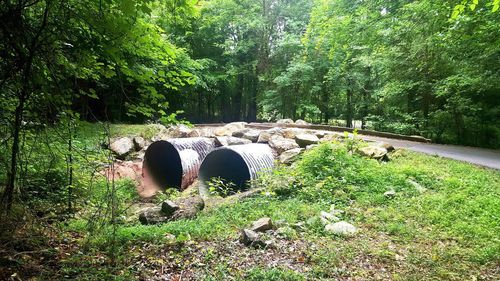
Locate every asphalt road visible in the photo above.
<box><xmin>361</xmin><ymin>135</ymin><xmax>500</xmax><ymax>170</ymax></box>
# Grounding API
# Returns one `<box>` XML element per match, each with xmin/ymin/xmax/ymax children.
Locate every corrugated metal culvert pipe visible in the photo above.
<box><xmin>198</xmin><ymin>144</ymin><xmax>275</xmax><ymax>197</ymax></box>
<box><xmin>144</xmin><ymin>137</ymin><xmax>215</xmax><ymax>190</ymax></box>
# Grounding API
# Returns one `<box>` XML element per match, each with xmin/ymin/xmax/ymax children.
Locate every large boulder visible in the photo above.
<box><xmin>295</xmin><ymin>133</ymin><xmax>319</xmax><ymax>148</ymax></box>
<box><xmin>357</xmin><ymin>145</ymin><xmax>388</xmax><ymax>159</ymax></box>
<box><xmin>110</xmin><ymin>137</ymin><xmax>134</xmax><ymax>158</ymax></box>
<box><xmin>257</xmin><ymin>128</ymin><xmax>284</xmax><ymax>143</ymax></box>
<box><xmin>242</xmin><ymin>130</ymin><xmax>261</xmax><ymax>142</ymax></box>
<box><xmin>295</xmin><ymin>119</ymin><xmax>309</xmax><ymax>125</ymax></box>
<box><xmin>214</xmin><ymin>122</ymin><xmax>247</xmax><ymax>136</ymax></box>
<box><xmin>214</xmin><ymin>136</ymin><xmax>252</xmax><ymax>146</ymax></box>
<box><xmin>268</xmin><ymin>136</ymin><xmax>300</xmax><ymax>154</ymax></box>
<box><xmin>279</xmin><ymin>148</ymin><xmax>303</xmax><ymax>164</ymax></box>
<box><xmin>276</xmin><ymin>118</ymin><xmax>294</xmax><ymax>124</ymax></box>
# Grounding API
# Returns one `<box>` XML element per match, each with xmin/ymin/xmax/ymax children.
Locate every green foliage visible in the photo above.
<box><xmin>207</xmin><ymin>176</ymin><xmax>238</xmax><ymax>197</ymax></box>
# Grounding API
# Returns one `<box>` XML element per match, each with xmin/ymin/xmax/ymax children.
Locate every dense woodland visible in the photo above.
<box><xmin>0</xmin><ymin>1</ymin><xmax>499</xmax><ymax>279</ymax></box>
<box><xmin>1</xmin><ymin>0</ymin><xmax>499</xmax><ymax>149</ymax></box>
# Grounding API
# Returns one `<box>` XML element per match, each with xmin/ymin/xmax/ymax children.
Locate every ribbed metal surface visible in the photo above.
<box><xmin>223</xmin><ymin>144</ymin><xmax>275</xmax><ymax>182</ymax></box>
<box><xmin>170</xmin><ymin>137</ymin><xmax>215</xmax><ymax>189</ymax></box>
<box><xmin>198</xmin><ymin>144</ymin><xmax>275</xmax><ymax>197</ymax></box>
<box><xmin>144</xmin><ymin>137</ymin><xmax>215</xmax><ymax>190</ymax></box>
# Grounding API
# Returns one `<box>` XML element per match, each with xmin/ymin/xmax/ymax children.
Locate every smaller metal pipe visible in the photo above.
<box><xmin>198</xmin><ymin>143</ymin><xmax>275</xmax><ymax>197</ymax></box>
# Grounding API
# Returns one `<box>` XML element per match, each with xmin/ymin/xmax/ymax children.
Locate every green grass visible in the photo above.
<box><xmin>4</xmin><ymin>123</ymin><xmax>499</xmax><ymax>280</ymax></box>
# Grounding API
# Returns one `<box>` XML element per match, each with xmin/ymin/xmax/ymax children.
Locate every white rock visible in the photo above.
<box><xmin>384</xmin><ymin>189</ymin><xmax>396</xmax><ymax>198</ymax></box>
<box><xmin>110</xmin><ymin>137</ymin><xmax>134</xmax><ymax>158</ymax></box>
<box><xmin>214</xmin><ymin>136</ymin><xmax>251</xmax><ymax>146</ymax></box>
<box><xmin>295</xmin><ymin>133</ymin><xmax>319</xmax><ymax>148</ymax></box>
<box><xmin>251</xmin><ymin>217</ymin><xmax>273</xmax><ymax>232</ymax></box>
<box><xmin>320</xmin><ymin>211</ymin><xmax>340</xmax><ymax>224</ymax></box>
<box><xmin>268</xmin><ymin>136</ymin><xmax>300</xmax><ymax>154</ymax></box>
<box><xmin>257</xmin><ymin>128</ymin><xmax>284</xmax><ymax>143</ymax></box>
<box><xmin>279</xmin><ymin>148</ymin><xmax>303</xmax><ymax>164</ymax></box>
<box><xmin>325</xmin><ymin>221</ymin><xmax>357</xmax><ymax>236</ymax></box>
<box><xmin>242</xmin><ymin>130</ymin><xmax>261</xmax><ymax>142</ymax></box>
<box><xmin>214</xmin><ymin>122</ymin><xmax>247</xmax><ymax>136</ymax></box>
<box><xmin>282</xmin><ymin>128</ymin><xmax>305</xmax><ymax>139</ymax></box>
<box><xmin>357</xmin><ymin>145</ymin><xmax>388</xmax><ymax>159</ymax></box>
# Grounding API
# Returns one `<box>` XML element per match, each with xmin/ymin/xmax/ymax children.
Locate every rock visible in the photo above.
<box><xmin>325</xmin><ymin>221</ymin><xmax>357</xmax><ymax>236</ymax></box>
<box><xmin>257</xmin><ymin>128</ymin><xmax>284</xmax><ymax>143</ymax></box>
<box><xmin>133</xmin><ymin>136</ymin><xmax>146</xmax><ymax>151</ymax></box>
<box><xmin>251</xmin><ymin>217</ymin><xmax>273</xmax><ymax>232</ymax></box>
<box><xmin>378</xmin><ymin>142</ymin><xmax>395</xmax><ymax>152</ymax></box>
<box><xmin>144</xmin><ymin>124</ymin><xmax>168</xmax><ymax>140</ymax></box>
<box><xmin>215</xmin><ymin>122</ymin><xmax>247</xmax><ymax>136</ymax></box>
<box><xmin>384</xmin><ymin>189</ymin><xmax>396</xmax><ymax>198</ymax></box>
<box><xmin>242</xmin><ymin>130</ymin><xmax>261</xmax><ymax>142</ymax></box>
<box><xmin>320</xmin><ymin>133</ymin><xmax>345</xmax><ymax>142</ymax></box>
<box><xmin>232</xmin><ymin>128</ymin><xmax>250</xmax><ymax>138</ymax></box>
<box><xmin>139</xmin><ymin>206</ymin><xmax>169</xmax><ymax>225</ymax></box>
<box><xmin>282</xmin><ymin>128</ymin><xmax>304</xmax><ymax>139</ymax></box>
<box><xmin>295</xmin><ymin>119</ymin><xmax>309</xmax><ymax>125</ymax></box>
<box><xmin>170</xmin><ymin>196</ymin><xmax>205</xmax><ymax>220</ymax></box>
<box><xmin>110</xmin><ymin>137</ymin><xmax>134</xmax><ymax>158</ymax></box>
<box><xmin>279</xmin><ymin>148</ymin><xmax>303</xmax><ymax>164</ymax></box>
<box><xmin>169</xmin><ymin>124</ymin><xmax>195</xmax><ymax>138</ymax></box>
<box><xmin>214</xmin><ymin>136</ymin><xmax>251</xmax><ymax>146</ymax></box>
<box><xmin>240</xmin><ymin>229</ymin><xmax>262</xmax><ymax>246</ymax></box>
<box><xmin>295</xmin><ymin>133</ymin><xmax>319</xmax><ymax>148</ymax></box>
<box><xmin>305</xmin><ymin>144</ymin><xmax>317</xmax><ymax>150</ymax></box>
<box><xmin>195</xmin><ymin>127</ymin><xmax>216</xmax><ymax>138</ymax></box>
<box><xmin>314</xmin><ymin>131</ymin><xmax>328</xmax><ymax>138</ymax></box>
<box><xmin>161</xmin><ymin>200</ymin><xmax>180</xmax><ymax>216</ymax></box>
<box><xmin>276</xmin><ymin>118</ymin><xmax>294</xmax><ymax>124</ymax></box>
<box><xmin>320</xmin><ymin>211</ymin><xmax>340</xmax><ymax>225</ymax></box>
<box><xmin>268</xmin><ymin>136</ymin><xmax>300</xmax><ymax>154</ymax></box>
<box><xmin>139</xmin><ymin>196</ymin><xmax>205</xmax><ymax>225</ymax></box>
<box><xmin>357</xmin><ymin>145</ymin><xmax>388</xmax><ymax>159</ymax></box>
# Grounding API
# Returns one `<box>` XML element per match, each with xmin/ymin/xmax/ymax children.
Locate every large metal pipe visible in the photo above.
<box><xmin>144</xmin><ymin>137</ymin><xmax>215</xmax><ymax>190</ymax></box>
<box><xmin>198</xmin><ymin>144</ymin><xmax>275</xmax><ymax>197</ymax></box>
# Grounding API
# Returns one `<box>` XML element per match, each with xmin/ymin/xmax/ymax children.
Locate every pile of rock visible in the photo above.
<box><xmin>320</xmin><ymin>205</ymin><xmax>357</xmax><ymax>237</ymax></box>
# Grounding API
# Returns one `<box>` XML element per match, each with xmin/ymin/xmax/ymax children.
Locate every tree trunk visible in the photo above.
<box><xmin>2</xmin><ymin>92</ymin><xmax>26</xmax><ymax>211</ymax></box>
<box><xmin>233</xmin><ymin>75</ymin><xmax>243</xmax><ymax>121</ymax></box>
<box><xmin>346</xmin><ymin>89</ymin><xmax>353</xmax><ymax>128</ymax></box>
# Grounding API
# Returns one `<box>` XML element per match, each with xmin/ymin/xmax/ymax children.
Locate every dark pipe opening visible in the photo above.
<box><xmin>144</xmin><ymin>140</ymin><xmax>183</xmax><ymax>189</ymax></box>
<box><xmin>199</xmin><ymin>149</ymin><xmax>251</xmax><ymax>192</ymax></box>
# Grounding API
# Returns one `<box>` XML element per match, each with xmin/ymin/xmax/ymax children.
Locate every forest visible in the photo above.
<box><xmin>1</xmin><ymin>0</ymin><xmax>499</xmax><ymax>148</ymax></box>
<box><xmin>0</xmin><ymin>0</ymin><xmax>499</xmax><ymax>280</ymax></box>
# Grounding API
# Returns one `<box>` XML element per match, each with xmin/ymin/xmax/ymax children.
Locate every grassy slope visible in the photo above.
<box><xmin>3</xmin><ymin>123</ymin><xmax>497</xmax><ymax>280</ymax></box>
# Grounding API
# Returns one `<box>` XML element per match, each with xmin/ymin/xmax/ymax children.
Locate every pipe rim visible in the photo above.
<box><xmin>144</xmin><ymin>140</ymin><xmax>183</xmax><ymax>189</ymax></box>
<box><xmin>198</xmin><ymin>147</ymin><xmax>252</xmax><ymax>197</ymax></box>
